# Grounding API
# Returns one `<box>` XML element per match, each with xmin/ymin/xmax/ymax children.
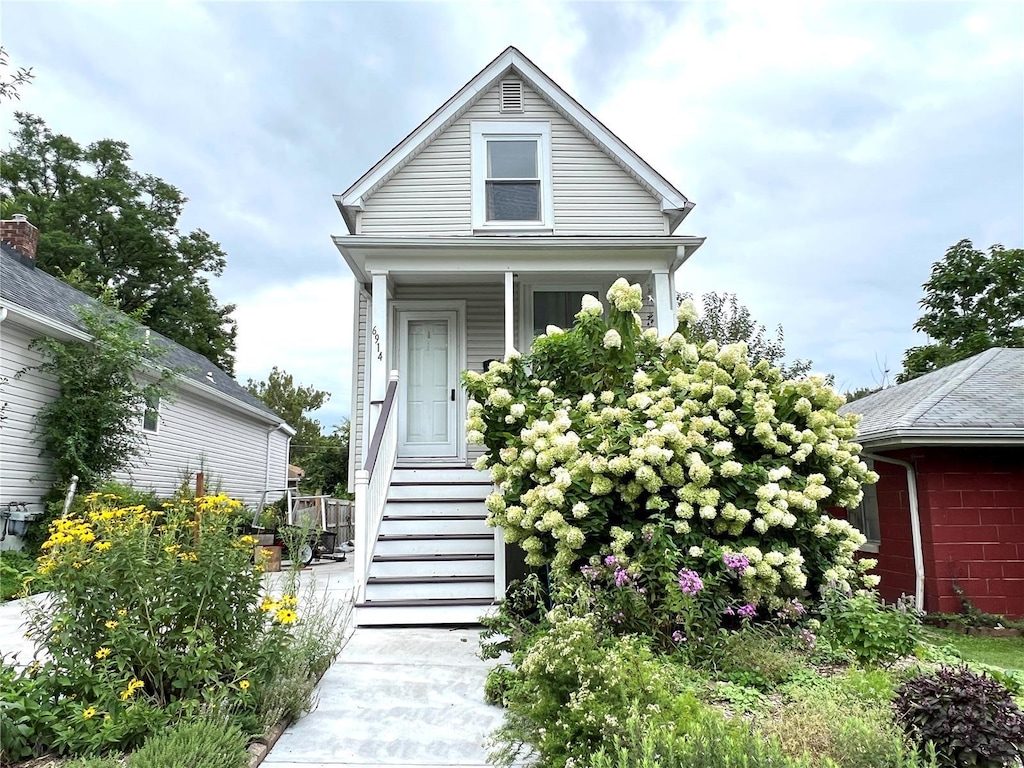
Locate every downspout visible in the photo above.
<box><xmin>863</xmin><ymin>452</ymin><xmax>925</xmax><ymax>612</ymax></box>
<box><xmin>265</xmin><ymin>423</ymin><xmax>287</xmax><ymax>490</ymax></box>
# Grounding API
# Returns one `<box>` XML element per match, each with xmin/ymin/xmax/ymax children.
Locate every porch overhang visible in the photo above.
<box><xmin>332</xmin><ymin>234</ymin><xmax>706</xmax><ymax>285</ymax></box>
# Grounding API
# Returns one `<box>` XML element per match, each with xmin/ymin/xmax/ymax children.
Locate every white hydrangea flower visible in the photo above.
<box><xmin>720</xmin><ymin>461</ymin><xmax>743</xmax><ymax>478</ymax></box>
<box><xmin>467</xmin><ymin>430</ymin><xmax>485</xmax><ymax>445</ymax></box>
<box><xmin>487</xmin><ymin>388</ymin><xmax>513</xmax><ymax>408</ymax></box>
<box><xmin>607</xmin><ymin>278</ymin><xmax>643</xmax><ymax>312</ymax></box>
<box><xmin>576</xmin><ymin>294</ymin><xmax>604</xmax><ymax>318</ymax></box>
<box><xmin>546</xmin><ymin>325</ymin><xmax>564</xmax><ymax>336</ymax></box>
<box><xmin>473</xmin><ymin>455</ymin><xmax>490</xmax><ymax>471</ymax></box>
<box><xmin>633</xmin><ymin>370</ymin><xmax>653</xmax><ymax>389</ymax></box>
<box><xmin>712</xmin><ymin>441</ymin><xmax>734</xmax><ymax>457</ymax></box>
<box><xmin>603</xmin><ymin>329</ymin><xmax>622</xmax><ymax>349</ymax></box>
<box><xmin>688</xmin><ymin>546</ymin><xmax>704</xmax><ymax>557</ymax></box>
<box><xmin>600</xmin><ymin>390</ymin><xmax>616</xmax><ymax>404</ymax></box>
<box><xmin>676</xmin><ymin>299</ymin><xmax>698</xmax><ymax>325</ymax></box>
<box><xmin>537</xmin><ymin>387</ymin><xmax>554</xmax><ymax>401</ymax></box>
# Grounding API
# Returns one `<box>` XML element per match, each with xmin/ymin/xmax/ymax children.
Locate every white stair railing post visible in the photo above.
<box><xmin>353</xmin><ymin>469</ymin><xmax>370</xmax><ymax>603</ymax></box>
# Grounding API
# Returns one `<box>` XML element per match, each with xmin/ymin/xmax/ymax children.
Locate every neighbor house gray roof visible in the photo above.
<box><xmin>0</xmin><ymin>242</ymin><xmax>284</xmax><ymax>424</ymax></box>
<box><xmin>839</xmin><ymin>348</ymin><xmax>1024</xmax><ymax>447</ymax></box>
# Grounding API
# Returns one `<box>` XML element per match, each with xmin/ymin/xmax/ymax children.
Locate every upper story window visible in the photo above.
<box><xmin>472</xmin><ymin>121</ymin><xmax>552</xmax><ymax>231</ymax></box>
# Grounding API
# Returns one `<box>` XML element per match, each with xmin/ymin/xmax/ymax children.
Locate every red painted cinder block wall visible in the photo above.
<box><xmin>871</xmin><ymin>447</ymin><xmax>1024</xmax><ymax>618</ymax></box>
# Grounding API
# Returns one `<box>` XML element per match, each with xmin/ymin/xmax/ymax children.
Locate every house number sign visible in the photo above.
<box><xmin>371</xmin><ymin>326</ymin><xmax>383</xmax><ymax>361</ymax></box>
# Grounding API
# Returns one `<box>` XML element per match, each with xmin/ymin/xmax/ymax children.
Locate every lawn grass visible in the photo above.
<box><xmin>922</xmin><ymin>627</ymin><xmax>1024</xmax><ymax>671</ymax></box>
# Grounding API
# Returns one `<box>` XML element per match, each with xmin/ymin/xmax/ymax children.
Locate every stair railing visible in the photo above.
<box><xmin>353</xmin><ymin>370</ymin><xmax>399</xmax><ymax>604</ymax></box>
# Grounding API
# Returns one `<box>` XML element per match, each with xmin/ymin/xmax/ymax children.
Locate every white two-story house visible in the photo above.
<box><xmin>335</xmin><ymin>47</ymin><xmax>705</xmax><ymax>625</ymax></box>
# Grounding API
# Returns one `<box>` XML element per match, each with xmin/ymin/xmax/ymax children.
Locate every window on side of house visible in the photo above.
<box><xmin>532</xmin><ymin>290</ymin><xmax>592</xmax><ymax>337</ymax></box>
<box><xmin>142</xmin><ymin>394</ymin><xmax>160</xmax><ymax>434</ymax></box>
<box><xmin>848</xmin><ymin>460</ymin><xmax>880</xmax><ymax>547</ymax></box>
<box><xmin>471</xmin><ymin>122</ymin><xmax>552</xmax><ymax>230</ymax></box>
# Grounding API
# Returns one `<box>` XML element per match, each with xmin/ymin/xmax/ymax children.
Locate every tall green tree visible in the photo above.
<box><xmin>245</xmin><ymin>368</ymin><xmax>350</xmax><ymax>496</ymax></box>
<box><xmin>678</xmin><ymin>291</ymin><xmax>815</xmax><ymax>379</ymax></box>
<box><xmin>0</xmin><ymin>113</ymin><xmax>238</xmax><ymax>373</ymax></box>
<box><xmin>0</xmin><ymin>47</ymin><xmax>33</xmax><ymax>102</ymax></box>
<box><xmin>899</xmin><ymin>240</ymin><xmax>1024</xmax><ymax>382</ymax></box>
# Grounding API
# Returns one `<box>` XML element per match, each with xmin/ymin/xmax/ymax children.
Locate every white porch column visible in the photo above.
<box><xmin>370</xmin><ymin>271</ymin><xmax>390</xmax><ymax>430</ymax></box>
<box><xmin>504</xmin><ymin>271</ymin><xmax>515</xmax><ymax>357</ymax></box>
<box><xmin>652</xmin><ymin>268</ymin><xmax>675</xmax><ymax>337</ymax></box>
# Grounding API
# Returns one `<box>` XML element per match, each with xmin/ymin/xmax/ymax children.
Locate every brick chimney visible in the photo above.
<box><xmin>1</xmin><ymin>214</ymin><xmax>39</xmax><ymax>259</ymax></box>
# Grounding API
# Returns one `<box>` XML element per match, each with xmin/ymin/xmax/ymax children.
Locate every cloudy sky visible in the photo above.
<box><xmin>3</xmin><ymin>1</ymin><xmax>1021</xmax><ymax>430</ymax></box>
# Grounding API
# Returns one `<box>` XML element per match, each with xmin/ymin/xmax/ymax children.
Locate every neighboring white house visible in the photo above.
<box><xmin>0</xmin><ymin>215</ymin><xmax>294</xmax><ymax>549</ymax></box>
<box><xmin>334</xmin><ymin>47</ymin><xmax>705</xmax><ymax>625</ymax></box>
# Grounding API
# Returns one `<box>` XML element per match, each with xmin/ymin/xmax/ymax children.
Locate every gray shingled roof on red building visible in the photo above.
<box><xmin>839</xmin><ymin>347</ymin><xmax>1024</xmax><ymax>447</ymax></box>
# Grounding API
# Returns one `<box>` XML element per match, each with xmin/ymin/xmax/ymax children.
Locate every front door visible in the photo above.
<box><xmin>397</xmin><ymin>310</ymin><xmax>459</xmax><ymax>458</ymax></box>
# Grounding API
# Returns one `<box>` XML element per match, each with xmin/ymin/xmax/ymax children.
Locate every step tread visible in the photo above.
<box><xmin>386</xmin><ymin>496</ymin><xmax>488</xmax><ymax>503</ymax></box>
<box><xmin>358</xmin><ymin>597</ymin><xmax>496</xmax><ymax>608</ymax></box>
<box><xmin>391</xmin><ymin>480</ymin><xmax>492</xmax><ymax>487</ymax></box>
<box><xmin>378</xmin><ymin>533</ymin><xmax>492</xmax><ymax>541</ymax></box>
<box><xmin>372</xmin><ymin>552</ymin><xmax>494</xmax><ymax>562</ymax></box>
<box><xmin>383</xmin><ymin>514</ymin><xmax>486</xmax><ymax>521</ymax></box>
<box><xmin>367</xmin><ymin>575</ymin><xmax>494</xmax><ymax>585</ymax></box>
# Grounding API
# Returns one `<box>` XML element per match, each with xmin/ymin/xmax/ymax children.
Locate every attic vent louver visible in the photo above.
<box><xmin>499</xmin><ymin>80</ymin><xmax>523</xmax><ymax>113</ymax></box>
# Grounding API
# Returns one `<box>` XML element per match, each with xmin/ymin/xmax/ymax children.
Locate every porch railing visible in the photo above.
<box><xmin>353</xmin><ymin>370</ymin><xmax>399</xmax><ymax>604</ymax></box>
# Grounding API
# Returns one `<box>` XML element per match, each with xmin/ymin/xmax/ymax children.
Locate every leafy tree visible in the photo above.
<box><xmin>245</xmin><ymin>368</ymin><xmax>350</xmax><ymax>496</ymax></box>
<box><xmin>899</xmin><ymin>240</ymin><xmax>1024</xmax><ymax>382</ymax></box>
<box><xmin>0</xmin><ymin>47</ymin><xmax>33</xmax><ymax>102</ymax></box>
<box><xmin>300</xmin><ymin>423</ymin><xmax>351</xmax><ymax>498</ymax></box>
<box><xmin>0</xmin><ymin>113</ymin><xmax>238</xmax><ymax>373</ymax></box>
<box><xmin>678</xmin><ymin>291</ymin><xmax>814</xmax><ymax>379</ymax></box>
<box><xmin>31</xmin><ymin>296</ymin><xmax>171</xmax><ymax>492</ymax></box>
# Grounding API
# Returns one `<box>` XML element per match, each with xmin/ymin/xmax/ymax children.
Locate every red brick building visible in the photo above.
<box><xmin>839</xmin><ymin>348</ymin><xmax>1024</xmax><ymax>618</ymax></box>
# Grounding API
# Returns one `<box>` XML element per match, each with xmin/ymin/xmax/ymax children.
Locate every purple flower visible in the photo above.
<box><xmin>737</xmin><ymin>603</ymin><xmax>757</xmax><ymax>619</ymax></box>
<box><xmin>677</xmin><ymin>568</ymin><xmax>704</xmax><ymax>596</ymax></box>
<box><xmin>777</xmin><ymin>599</ymin><xmax>805</xmax><ymax>620</ymax></box>
<box><xmin>604</xmin><ymin>555</ymin><xmax>619</xmax><ymax>567</ymax></box>
<box><xmin>613</xmin><ymin>566</ymin><xmax>631</xmax><ymax>587</ymax></box>
<box><xmin>723</xmin><ymin>606</ymin><xmax>735</xmax><ymax>616</ymax></box>
<box><xmin>672</xmin><ymin>630</ymin><xmax>685</xmax><ymax>643</ymax></box>
<box><xmin>799</xmin><ymin>628</ymin><xmax>817</xmax><ymax>649</ymax></box>
<box><xmin>611</xmin><ymin>611</ymin><xmax>626</xmax><ymax>624</ymax></box>
<box><xmin>580</xmin><ymin>565</ymin><xmax>601</xmax><ymax>581</ymax></box>
<box><xmin>723</xmin><ymin>552</ymin><xmax>750</xmax><ymax>574</ymax></box>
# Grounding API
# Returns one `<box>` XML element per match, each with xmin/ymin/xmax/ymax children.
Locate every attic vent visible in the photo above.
<box><xmin>499</xmin><ymin>80</ymin><xmax>523</xmax><ymax>113</ymax></box>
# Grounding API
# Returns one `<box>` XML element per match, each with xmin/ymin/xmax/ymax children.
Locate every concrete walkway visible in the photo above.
<box><xmin>264</xmin><ymin>626</ymin><xmax>506</xmax><ymax>768</ymax></box>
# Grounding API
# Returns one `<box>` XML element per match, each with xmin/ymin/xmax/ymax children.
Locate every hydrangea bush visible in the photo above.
<box><xmin>463</xmin><ymin>279</ymin><xmax>878</xmax><ymax>616</ymax></box>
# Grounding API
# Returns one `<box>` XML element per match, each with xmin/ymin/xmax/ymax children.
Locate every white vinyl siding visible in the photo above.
<box><xmin>0</xmin><ymin>320</ymin><xmax>289</xmax><ymax>514</ymax></box>
<box><xmin>360</xmin><ymin>76</ymin><xmax>666</xmax><ymax>236</ymax></box>
<box><xmin>0</xmin><ymin>323</ymin><xmax>59</xmax><ymax>507</ymax></box>
<box><xmin>114</xmin><ymin>389</ymin><xmax>289</xmax><ymax>507</ymax></box>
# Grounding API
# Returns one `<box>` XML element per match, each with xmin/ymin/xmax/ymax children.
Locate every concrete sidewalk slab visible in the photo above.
<box><xmin>263</xmin><ymin>627</ymin><xmax>505</xmax><ymax>768</ymax></box>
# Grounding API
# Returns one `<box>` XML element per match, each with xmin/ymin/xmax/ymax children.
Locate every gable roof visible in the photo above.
<box><xmin>839</xmin><ymin>348</ymin><xmax>1024</xmax><ymax>447</ymax></box>
<box><xmin>335</xmin><ymin>46</ymin><xmax>695</xmax><ymax>234</ymax></box>
<box><xmin>0</xmin><ymin>242</ymin><xmax>289</xmax><ymax>428</ymax></box>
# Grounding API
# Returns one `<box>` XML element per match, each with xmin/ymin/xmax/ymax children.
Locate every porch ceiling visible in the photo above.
<box><xmin>333</xmin><ymin>234</ymin><xmax>705</xmax><ymax>285</ymax></box>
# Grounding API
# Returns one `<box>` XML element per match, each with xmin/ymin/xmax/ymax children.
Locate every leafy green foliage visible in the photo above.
<box><xmin>822</xmin><ymin>592</ymin><xmax>921</xmax><ymax>667</ymax></box>
<box><xmin>714</xmin><ymin>627</ymin><xmax>807</xmax><ymax>691</ymax></box>
<box><xmin>678</xmin><ymin>291</ymin><xmax>815</xmax><ymax>380</ymax></box>
<box><xmin>30</xmin><ymin>302</ymin><xmax>171</xmax><ymax>493</ymax></box>
<box><xmin>1</xmin><ymin>112</ymin><xmax>237</xmax><ymax>372</ymax></box>
<box><xmin>899</xmin><ymin>240</ymin><xmax>1024</xmax><ymax>382</ymax></box>
<box><xmin>587</xmin><ymin>704</ymin><xmax>829</xmax><ymax>768</ymax></box>
<box><xmin>0</xmin><ymin>550</ymin><xmax>41</xmax><ymax>600</ymax></box>
<box><xmin>894</xmin><ymin>666</ymin><xmax>1024</xmax><ymax>767</ymax></box>
<box><xmin>0</xmin><ymin>47</ymin><xmax>34</xmax><ymax>103</ymax></box>
<box><xmin>245</xmin><ymin>368</ymin><xmax>350</xmax><ymax>495</ymax></box>
<box><xmin>126</xmin><ymin>717</ymin><xmax>249</xmax><ymax>768</ymax></box>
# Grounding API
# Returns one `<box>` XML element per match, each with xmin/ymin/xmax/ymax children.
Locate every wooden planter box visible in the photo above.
<box><xmin>257</xmin><ymin>545</ymin><xmax>282</xmax><ymax>573</ymax></box>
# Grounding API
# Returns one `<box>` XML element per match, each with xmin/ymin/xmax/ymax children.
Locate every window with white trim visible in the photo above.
<box><xmin>848</xmin><ymin>459</ymin><xmax>880</xmax><ymax>546</ymax></box>
<box><xmin>141</xmin><ymin>394</ymin><xmax>160</xmax><ymax>434</ymax></box>
<box><xmin>471</xmin><ymin>122</ymin><xmax>552</xmax><ymax>230</ymax></box>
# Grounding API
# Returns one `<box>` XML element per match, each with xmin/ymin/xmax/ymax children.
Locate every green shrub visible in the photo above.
<box><xmin>588</xmin><ymin>703</ymin><xmax>827</xmax><ymax>768</ymax></box>
<box><xmin>761</xmin><ymin>683</ymin><xmax>923</xmax><ymax>768</ymax></box>
<box><xmin>0</xmin><ymin>550</ymin><xmax>41</xmax><ymax>600</ymax></box>
<box><xmin>127</xmin><ymin>717</ymin><xmax>249</xmax><ymax>768</ymax></box>
<box><xmin>490</xmin><ymin>612</ymin><xmax>697</xmax><ymax>767</ymax></box>
<box><xmin>9</xmin><ymin>493</ymin><xmax>296</xmax><ymax>757</ymax></box>
<box><xmin>822</xmin><ymin>591</ymin><xmax>921</xmax><ymax>666</ymax></box>
<box><xmin>64</xmin><ymin>757</ymin><xmax>124</xmax><ymax>768</ymax></box>
<box><xmin>713</xmin><ymin>627</ymin><xmax>807</xmax><ymax>691</ymax></box>
<box><xmin>484</xmin><ymin>666</ymin><xmax>517</xmax><ymax>707</ymax></box>
<box><xmin>894</xmin><ymin>665</ymin><xmax>1024</xmax><ymax>767</ymax></box>
<box><xmin>464</xmin><ymin>281</ymin><xmax>879</xmax><ymax>641</ymax></box>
